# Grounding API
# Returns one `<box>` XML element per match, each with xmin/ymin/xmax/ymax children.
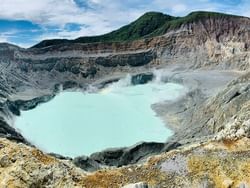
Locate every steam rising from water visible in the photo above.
<box><xmin>15</xmin><ymin>72</ymin><xmax>186</xmax><ymax>157</ymax></box>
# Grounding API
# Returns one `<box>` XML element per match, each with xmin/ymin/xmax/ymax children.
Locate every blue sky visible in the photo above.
<box><xmin>0</xmin><ymin>0</ymin><xmax>248</xmax><ymax>48</ymax></box>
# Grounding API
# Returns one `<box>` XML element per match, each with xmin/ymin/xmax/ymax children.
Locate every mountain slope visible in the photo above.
<box><xmin>32</xmin><ymin>12</ymin><xmax>174</xmax><ymax>48</ymax></box>
<box><xmin>75</xmin><ymin>12</ymin><xmax>174</xmax><ymax>43</ymax></box>
<box><xmin>149</xmin><ymin>11</ymin><xmax>244</xmax><ymax>37</ymax></box>
<box><xmin>32</xmin><ymin>11</ymin><xmax>244</xmax><ymax>49</ymax></box>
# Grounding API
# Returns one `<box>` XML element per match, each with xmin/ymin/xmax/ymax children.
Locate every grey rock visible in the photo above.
<box><xmin>160</xmin><ymin>154</ymin><xmax>188</xmax><ymax>175</ymax></box>
<box><xmin>92</xmin><ymin>51</ymin><xmax>156</xmax><ymax>67</ymax></box>
<box><xmin>49</xmin><ymin>153</ymin><xmax>72</xmax><ymax>160</ymax></box>
<box><xmin>0</xmin><ymin>118</ymin><xmax>27</xmax><ymax>143</ymax></box>
<box><xmin>131</xmin><ymin>72</ymin><xmax>154</xmax><ymax>85</ymax></box>
<box><xmin>72</xmin><ymin>142</ymin><xmax>173</xmax><ymax>171</ymax></box>
<box><xmin>90</xmin><ymin>142</ymin><xmax>165</xmax><ymax>167</ymax></box>
<box><xmin>122</xmin><ymin>182</ymin><xmax>150</xmax><ymax>188</ymax></box>
<box><xmin>73</xmin><ymin>155</ymin><xmax>101</xmax><ymax>172</ymax></box>
<box><xmin>0</xmin><ymin>155</ymin><xmax>11</xmax><ymax>167</ymax></box>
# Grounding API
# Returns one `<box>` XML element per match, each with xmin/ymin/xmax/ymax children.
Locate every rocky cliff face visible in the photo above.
<box><xmin>0</xmin><ymin>11</ymin><xmax>249</xmax><ymax>187</ymax></box>
<box><xmin>2</xmin><ymin>14</ymin><xmax>250</xmax><ymax>93</ymax></box>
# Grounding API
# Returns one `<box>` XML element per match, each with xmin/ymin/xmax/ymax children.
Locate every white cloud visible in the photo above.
<box><xmin>0</xmin><ymin>32</ymin><xmax>33</xmax><ymax>48</ymax></box>
<box><xmin>172</xmin><ymin>4</ymin><xmax>187</xmax><ymax>14</ymax></box>
<box><xmin>0</xmin><ymin>36</ymin><xmax>8</xmax><ymax>43</ymax></box>
<box><xmin>235</xmin><ymin>0</ymin><xmax>250</xmax><ymax>17</ymax></box>
<box><xmin>0</xmin><ymin>30</ymin><xmax>19</xmax><ymax>43</ymax></box>
<box><xmin>0</xmin><ymin>0</ymin><xmax>142</xmax><ymax>29</ymax></box>
<box><xmin>0</xmin><ymin>0</ymin><xmax>78</xmax><ymax>25</ymax></box>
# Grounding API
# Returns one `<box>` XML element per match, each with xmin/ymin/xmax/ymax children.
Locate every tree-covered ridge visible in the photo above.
<box><xmin>32</xmin><ymin>11</ymin><xmax>244</xmax><ymax>48</ymax></box>
<box><xmin>75</xmin><ymin>12</ymin><xmax>174</xmax><ymax>43</ymax></box>
<box><xmin>148</xmin><ymin>11</ymin><xmax>243</xmax><ymax>37</ymax></box>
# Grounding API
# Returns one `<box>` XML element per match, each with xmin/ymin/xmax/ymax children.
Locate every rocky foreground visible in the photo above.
<box><xmin>0</xmin><ymin>11</ymin><xmax>249</xmax><ymax>187</ymax></box>
<box><xmin>1</xmin><ymin>126</ymin><xmax>250</xmax><ymax>187</ymax></box>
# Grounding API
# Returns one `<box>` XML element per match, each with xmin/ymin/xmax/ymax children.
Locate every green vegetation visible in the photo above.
<box><xmin>75</xmin><ymin>12</ymin><xmax>174</xmax><ymax>43</ymax></box>
<box><xmin>32</xmin><ymin>12</ymin><xmax>173</xmax><ymax>48</ymax></box>
<box><xmin>149</xmin><ymin>11</ymin><xmax>242</xmax><ymax>37</ymax></box>
<box><xmin>32</xmin><ymin>11</ymin><xmax>243</xmax><ymax>48</ymax></box>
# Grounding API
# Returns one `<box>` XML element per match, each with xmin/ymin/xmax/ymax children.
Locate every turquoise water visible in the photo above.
<box><xmin>15</xmin><ymin>77</ymin><xmax>185</xmax><ymax>157</ymax></box>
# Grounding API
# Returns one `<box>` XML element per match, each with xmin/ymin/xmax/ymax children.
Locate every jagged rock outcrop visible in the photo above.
<box><xmin>151</xmin><ymin>69</ymin><xmax>245</xmax><ymax>143</ymax></box>
<box><xmin>73</xmin><ymin>141</ymin><xmax>181</xmax><ymax>172</ymax></box>
<box><xmin>199</xmin><ymin>72</ymin><xmax>250</xmax><ymax>136</ymax></box>
<box><xmin>173</xmin><ymin>71</ymin><xmax>250</xmax><ymax>142</ymax></box>
<box><xmin>0</xmin><ymin>118</ymin><xmax>27</xmax><ymax>143</ymax></box>
<box><xmin>0</xmin><ymin>138</ymin><xmax>90</xmax><ymax>187</ymax></box>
